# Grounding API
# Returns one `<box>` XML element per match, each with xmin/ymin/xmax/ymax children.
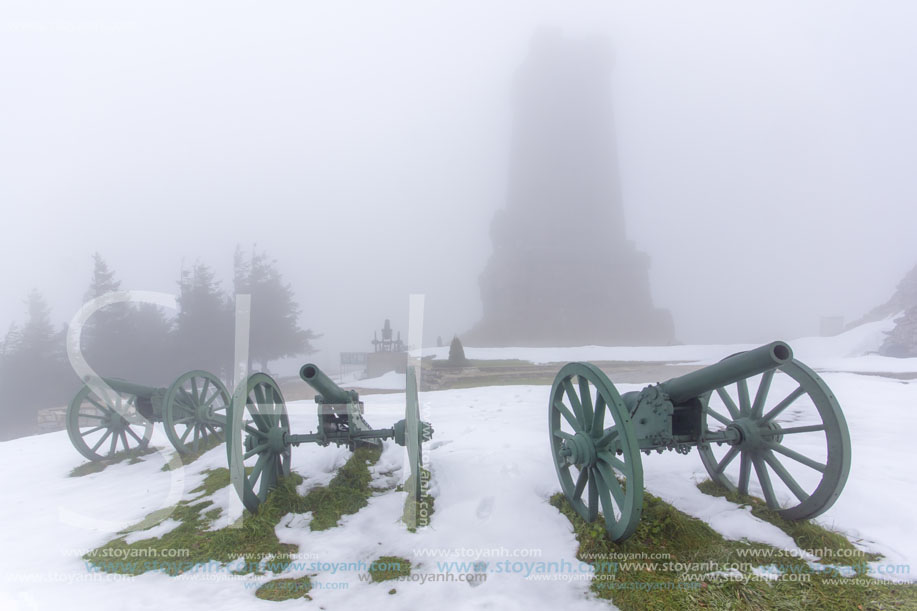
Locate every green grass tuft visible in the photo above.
<box><xmin>85</xmin><ymin>448</ymin><xmax>383</xmax><ymax>577</ymax></box>
<box><xmin>551</xmin><ymin>492</ymin><xmax>917</xmax><ymax>610</ymax></box>
<box><xmin>69</xmin><ymin>446</ymin><xmax>157</xmax><ymax>477</ymax></box>
<box><xmin>255</xmin><ymin>576</ymin><xmax>312</xmax><ymax>601</ymax></box>
<box><xmin>301</xmin><ymin>446</ymin><xmax>382</xmax><ymax>530</ymax></box>
<box><xmin>368</xmin><ymin>556</ymin><xmax>411</xmax><ymax>582</ymax></box>
<box><xmin>696</xmin><ymin>479</ymin><xmax>881</xmax><ymax>567</ymax></box>
<box><xmin>160</xmin><ymin>434</ymin><xmax>224</xmax><ymax>471</ymax></box>
<box><xmin>190</xmin><ymin>468</ymin><xmax>232</xmax><ymax>497</ymax></box>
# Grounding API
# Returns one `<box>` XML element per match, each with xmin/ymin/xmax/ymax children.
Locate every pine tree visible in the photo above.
<box><xmin>175</xmin><ymin>262</ymin><xmax>232</xmax><ymax>375</ymax></box>
<box><xmin>124</xmin><ymin>303</ymin><xmax>176</xmax><ymax>384</ymax></box>
<box><xmin>84</xmin><ymin>252</ymin><xmax>121</xmax><ymax>302</ymax></box>
<box><xmin>448</xmin><ymin>336</ymin><xmax>468</xmax><ymax>367</ymax></box>
<box><xmin>234</xmin><ymin>247</ymin><xmax>318</xmax><ymax>372</ymax></box>
<box><xmin>0</xmin><ymin>291</ymin><xmax>71</xmax><ymax>440</ymax></box>
<box><xmin>80</xmin><ymin>253</ymin><xmax>134</xmax><ymax>378</ymax></box>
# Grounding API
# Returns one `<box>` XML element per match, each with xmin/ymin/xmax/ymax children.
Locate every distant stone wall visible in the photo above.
<box><xmin>366</xmin><ymin>351</ymin><xmax>407</xmax><ymax>378</ymax></box>
<box><xmin>38</xmin><ymin>406</ymin><xmax>68</xmax><ymax>433</ymax></box>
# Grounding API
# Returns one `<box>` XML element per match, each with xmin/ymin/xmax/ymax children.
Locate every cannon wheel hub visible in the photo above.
<box><xmin>268</xmin><ymin>425</ymin><xmax>288</xmax><ymax>453</ymax></box>
<box><xmin>105</xmin><ymin>412</ymin><xmax>128</xmax><ymax>430</ymax></box>
<box><xmin>195</xmin><ymin>402</ymin><xmax>214</xmax><ymax>422</ymax></box>
<box><xmin>698</xmin><ymin>358</ymin><xmax>851</xmax><ymax>521</ymax></box>
<box><xmin>564</xmin><ymin>432</ymin><xmax>598</xmax><ymax>468</ymax></box>
<box><xmin>728</xmin><ymin>417</ymin><xmax>784</xmax><ymax>451</ymax></box>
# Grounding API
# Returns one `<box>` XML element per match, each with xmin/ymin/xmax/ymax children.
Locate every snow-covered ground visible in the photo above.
<box><xmin>415</xmin><ymin>319</ymin><xmax>913</xmax><ymax>374</ymax></box>
<box><xmin>1</xmin><ymin>321</ymin><xmax>914</xmax><ymax>610</ymax></box>
<box><xmin>339</xmin><ymin>370</ymin><xmax>407</xmax><ymax>390</ymax></box>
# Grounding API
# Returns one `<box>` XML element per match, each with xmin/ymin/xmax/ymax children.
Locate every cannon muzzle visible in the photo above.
<box><xmin>660</xmin><ymin>341</ymin><xmax>792</xmax><ymax>403</ymax></box>
<box><xmin>300</xmin><ymin>363</ymin><xmax>359</xmax><ymax>404</ymax></box>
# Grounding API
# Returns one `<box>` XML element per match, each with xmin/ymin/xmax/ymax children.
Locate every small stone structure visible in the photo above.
<box><xmin>366</xmin><ymin>319</ymin><xmax>407</xmax><ymax>378</ymax></box>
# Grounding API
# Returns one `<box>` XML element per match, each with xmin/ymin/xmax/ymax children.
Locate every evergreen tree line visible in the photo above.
<box><xmin>0</xmin><ymin>248</ymin><xmax>317</xmax><ymax>441</ymax></box>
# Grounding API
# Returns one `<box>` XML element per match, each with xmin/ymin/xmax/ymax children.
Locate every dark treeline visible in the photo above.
<box><xmin>0</xmin><ymin>247</ymin><xmax>317</xmax><ymax>441</ymax></box>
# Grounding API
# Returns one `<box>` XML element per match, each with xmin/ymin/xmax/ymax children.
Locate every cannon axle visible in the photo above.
<box><xmin>67</xmin><ymin>370</ymin><xmax>230</xmax><ymax>462</ymax></box>
<box><xmin>226</xmin><ymin>363</ymin><xmax>433</xmax><ymax>515</ymax></box>
<box><xmin>550</xmin><ymin>341</ymin><xmax>851</xmax><ymax>542</ymax></box>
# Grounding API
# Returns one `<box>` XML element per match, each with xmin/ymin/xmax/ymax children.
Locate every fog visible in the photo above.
<box><xmin>2</xmin><ymin>1</ymin><xmax>916</xmax><ymax>372</ymax></box>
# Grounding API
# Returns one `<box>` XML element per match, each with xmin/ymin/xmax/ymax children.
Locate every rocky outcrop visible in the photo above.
<box><xmin>881</xmin><ymin>306</ymin><xmax>917</xmax><ymax>357</ymax></box>
<box><xmin>854</xmin><ymin>264</ymin><xmax>917</xmax><ymax>357</ymax></box>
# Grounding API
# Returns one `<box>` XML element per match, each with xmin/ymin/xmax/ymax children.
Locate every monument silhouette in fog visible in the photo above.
<box><xmin>467</xmin><ymin>32</ymin><xmax>674</xmax><ymax>347</ymax></box>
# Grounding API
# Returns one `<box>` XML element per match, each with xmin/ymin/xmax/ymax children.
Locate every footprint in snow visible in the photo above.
<box><xmin>476</xmin><ymin>496</ymin><xmax>495</xmax><ymax>520</ymax></box>
<box><xmin>499</xmin><ymin>463</ymin><xmax>519</xmax><ymax>478</ymax></box>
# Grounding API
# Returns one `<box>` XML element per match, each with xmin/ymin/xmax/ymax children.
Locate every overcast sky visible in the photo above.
<box><xmin>1</xmin><ymin>1</ymin><xmax>916</xmax><ymax>371</ymax></box>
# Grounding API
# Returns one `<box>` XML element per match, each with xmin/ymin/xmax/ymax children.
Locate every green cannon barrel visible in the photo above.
<box><xmin>86</xmin><ymin>376</ymin><xmax>161</xmax><ymax>399</ymax></box>
<box><xmin>660</xmin><ymin>341</ymin><xmax>792</xmax><ymax>403</ymax></box>
<box><xmin>300</xmin><ymin>363</ymin><xmax>359</xmax><ymax>404</ymax></box>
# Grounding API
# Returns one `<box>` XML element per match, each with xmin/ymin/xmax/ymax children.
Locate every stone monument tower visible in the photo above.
<box><xmin>467</xmin><ymin>32</ymin><xmax>674</xmax><ymax>347</ymax></box>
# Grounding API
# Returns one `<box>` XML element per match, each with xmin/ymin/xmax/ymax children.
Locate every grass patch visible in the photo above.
<box><xmin>160</xmin><ymin>433</ymin><xmax>224</xmax><ymax>471</ymax></box>
<box><xmin>255</xmin><ymin>576</ymin><xmax>312</xmax><ymax>601</ymax></box>
<box><xmin>551</xmin><ymin>492</ymin><xmax>917</xmax><ymax>610</ymax></box>
<box><xmin>190</xmin><ymin>467</ymin><xmax>232</xmax><ymax>497</ymax></box>
<box><xmin>302</xmin><ymin>446</ymin><xmax>382</xmax><ymax>530</ymax></box>
<box><xmin>69</xmin><ymin>446</ymin><xmax>157</xmax><ymax>477</ymax></box>
<box><xmin>368</xmin><ymin>556</ymin><xmax>411</xmax><ymax>582</ymax></box>
<box><xmin>85</xmin><ymin>448</ymin><xmax>383</xmax><ymax>577</ymax></box>
<box><xmin>696</xmin><ymin>479</ymin><xmax>881</xmax><ymax>566</ymax></box>
<box><xmin>442</xmin><ymin>376</ymin><xmax>556</xmax><ymax>389</ymax></box>
<box><xmin>429</xmin><ymin>358</ymin><xmax>534</xmax><ymax>369</ymax></box>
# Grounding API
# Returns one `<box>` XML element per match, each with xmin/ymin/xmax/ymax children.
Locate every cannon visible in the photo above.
<box><xmin>226</xmin><ymin>363</ymin><xmax>433</xmax><ymax>513</ymax></box>
<box><xmin>549</xmin><ymin>342</ymin><xmax>851</xmax><ymax>541</ymax></box>
<box><xmin>66</xmin><ymin>370</ymin><xmax>230</xmax><ymax>461</ymax></box>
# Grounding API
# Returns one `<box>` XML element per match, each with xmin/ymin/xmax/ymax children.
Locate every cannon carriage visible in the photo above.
<box><xmin>226</xmin><ymin>363</ymin><xmax>433</xmax><ymax>513</ymax></box>
<box><xmin>66</xmin><ymin>370</ymin><xmax>230</xmax><ymax>461</ymax></box>
<box><xmin>549</xmin><ymin>341</ymin><xmax>851</xmax><ymax>541</ymax></box>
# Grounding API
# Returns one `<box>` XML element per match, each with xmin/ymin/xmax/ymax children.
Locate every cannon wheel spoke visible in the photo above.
<box><xmin>572</xmin><ymin>469</ymin><xmax>588</xmax><ymax>502</ymax></box>
<box><xmin>164</xmin><ymin>370</ymin><xmax>230</xmax><ymax>455</ymax></box>
<box><xmin>67</xmin><ymin>384</ymin><xmax>153</xmax><ymax>462</ymax></box>
<box><xmin>716</xmin><ymin>387</ymin><xmax>741</xmax><ymax>421</ymax></box>
<box><xmin>562</xmin><ymin>379</ymin><xmax>587</xmax><ymax>430</ymax></box>
<box><xmin>753</xmin><ymin>455</ymin><xmax>779</xmax><ymax>509</ymax></box>
<box><xmin>751</xmin><ymin>369</ymin><xmax>775</xmax><ymax>419</ymax></box>
<box><xmin>553</xmin><ymin>401</ymin><xmax>579</xmax><ymax>430</ymax></box>
<box><xmin>225</xmin><ymin>373</ymin><xmax>291</xmax><ymax>514</ymax></box>
<box><xmin>593</xmin><ymin>461</ymin><xmax>626</xmax><ymax>523</ymax></box>
<box><xmin>697</xmin><ymin>358</ymin><xmax>850</xmax><ymax>520</ymax></box>
<box><xmin>550</xmin><ymin>362</ymin><xmax>643</xmax><ymax>542</ymax></box>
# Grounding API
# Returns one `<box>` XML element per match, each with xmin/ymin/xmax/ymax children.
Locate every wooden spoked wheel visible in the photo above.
<box><xmin>698</xmin><ymin>358</ymin><xmax>851</xmax><ymax>520</ymax></box>
<box><xmin>225</xmin><ymin>373</ymin><xmax>291</xmax><ymax>513</ymax></box>
<box><xmin>549</xmin><ymin>362</ymin><xmax>643</xmax><ymax>541</ymax></box>
<box><xmin>404</xmin><ymin>366</ymin><xmax>432</xmax><ymax>503</ymax></box>
<box><xmin>66</xmin><ymin>384</ymin><xmax>153</xmax><ymax>462</ymax></box>
<box><xmin>163</xmin><ymin>370</ymin><xmax>230</xmax><ymax>454</ymax></box>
